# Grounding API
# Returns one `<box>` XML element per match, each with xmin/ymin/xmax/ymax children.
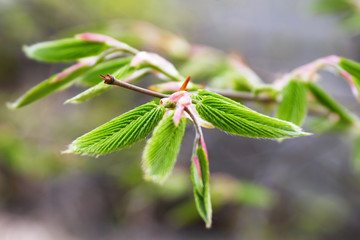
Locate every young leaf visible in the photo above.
<box><xmin>191</xmin><ymin>145</ymin><xmax>212</xmax><ymax>228</ymax></box>
<box><xmin>195</xmin><ymin>89</ymin><xmax>247</xmax><ymax>109</ymax></box>
<box><xmin>24</xmin><ymin>38</ymin><xmax>109</xmax><ymax>62</ymax></box>
<box><xmin>64</xmin><ymin>102</ymin><xmax>165</xmax><ymax>156</ymax></box>
<box><xmin>142</xmin><ymin>114</ymin><xmax>186</xmax><ymax>184</ymax></box>
<box><xmin>337</xmin><ymin>57</ymin><xmax>360</xmax><ymax>100</ymax></box>
<box><xmin>64</xmin><ymin>82</ymin><xmax>112</xmax><ymax>104</ymax></box>
<box><xmin>276</xmin><ymin>79</ymin><xmax>307</xmax><ymax>126</ymax></box>
<box><xmin>195</xmin><ymin>91</ymin><xmax>308</xmax><ymax>139</ymax></box>
<box><xmin>131</xmin><ymin>51</ymin><xmax>183</xmax><ymax>81</ymax></box>
<box><xmin>76</xmin><ymin>57</ymin><xmax>132</xmax><ymax>86</ymax></box>
<box><xmin>8</xmin><ymin>62</ymin><xmax>93</xmax><ymax>109</ymax></box>
<box><xmin>65</xmin><ymin>64</ymin><xmax>141</xmax><ymax>104</ymax></box>
<box><xmin>307</xmin><ymin>82</ymin><xmax>356</xmax><ymax>124</ymax></box>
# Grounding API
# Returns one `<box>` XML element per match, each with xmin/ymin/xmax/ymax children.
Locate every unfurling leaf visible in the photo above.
<box><xmin>142</xmin><ymin>114</ymin><xmax>186</xmax><ymax>184</ymax></box>
<box><xmin>338</xmin><ymin>57</ymin><xmax>360</xmax><ymax>100</ymax></box>
<box><xmin>64</xmin><ymin>102</ymin><xmax>165</xmax><ymax>156</ymax></box>
<box><xmin>76</xmin><ymin>57</ymin><xmax>132</xmax><ymax>86</ymax></box>
<box><xmin>307</xmin><ymin>82</ymin><xmax>356</xmax><ymax>124</ymax></box>
<box><xmin>23</xmin><ymin>38</ymin><xmax>108</xmax><ymax>62</ymax></box>
<box><xmin>195</xmin><ymin>90</ymin><xmax>308</xmax><ymax>139</ymax></box>
<box><xmin>131</xmin><ymin>51</ymin><xmax>183</xmax><ymax>81</ymax></box>
<box><xmin>65</xmin><ymin>63</ymin><xmax>141</xmax><ymax>104</ymax></box>
<box><xmin>8</xmin><ymin>61</ymin><xmax>93</xmax><ymax>109</ymax></box>
<box><xmin>64</xmin><ymin>82</ymin><xmax>111</xmax><ymax>104</ymax></box>
<box><xmin>191</xmin><ymin>145</ymin><xmax>212</xmax><ymax>228</ymax></box>
<box><xmin>276</xmin><ymin>79</ymin><xmax>307</xmax><ymax>126</ymax></box>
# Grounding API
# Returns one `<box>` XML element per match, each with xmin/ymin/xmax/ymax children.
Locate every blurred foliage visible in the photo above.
<box><xmin>314</xmin><ymin>0</ymin><xmax>360</xmax><ymax>33</ymax></box>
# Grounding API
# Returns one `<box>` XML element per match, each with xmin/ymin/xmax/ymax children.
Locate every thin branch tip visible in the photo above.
<box><xmin>101</xmin><ymin>74</ymin><xmax>115</xmax><ymax>84</ymax></box>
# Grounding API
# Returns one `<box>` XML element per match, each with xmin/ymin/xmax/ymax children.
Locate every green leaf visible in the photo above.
<box><xmin>76</xmin><ymin>57</ymin><xmax>132</xmax><ymax>86</ymax></box>
<box><xmin>307</xmin><ymin>82</ymin><xmax>356</xmax><ymax>124</ymax></box>
<box><xmin>24</xmin><ymin>38</ymin><xmax>109</xmax><ymax>62</ymax></box>
<box><xmin>65</xmin><ymin>102</ymin><xmax>165</xmax><ymax>156</ymax></box>
<box><xmin>142</xmin><ymin>114</ymin><xmax>186</xmax><ymax>184</ymax></box>
<box><xmin>195</xmin><ymin>89</ymin><xmax>247</xmax><ymax>108</ymax></box>
<box><xmin>65</xmin><ymin>63</ymin><xmax>138</xmax><ymax>104</ymax></box>
<box><xmin>338</xmin><ymin>57</ymin><xmax>360</xmax><ymax>97</ymax></box>
<box><xmin>195</xmin><ymin>90</ymin><xmax>308</xmax><ymax>139</ymax></box>
<box><xmin>276</xmin><ymin>79</ymin><xmax>307</xmax><ymax>126</ymax></box>
<box><xmin>65</xmin><ymin>82</ymin><xmax>111</xmax><ymax>104</ymax></box>
<box><xmin>191</xmin><ymin>146</ymin><xmax>212</xmax><ymax>228</ymax></box>
<box><xmin>8</xmin><ymin>62</ymin><xmax>92</xmax><ymax>109</ymax></box>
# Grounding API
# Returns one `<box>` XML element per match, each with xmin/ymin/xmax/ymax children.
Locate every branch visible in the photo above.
<box><xmin>185</xmin><ymin>107</ymin><xmax>204</xmax><ymax>141</ymax></box>
<box><xmin>208</xmin><ymin>88</ymin><xmax>276</xmax><ymax>103</ymax></box>
<box><xmin>101</xmin><ymin>74</ymin><xmax>170</xmax><ymax>99</ymax></box>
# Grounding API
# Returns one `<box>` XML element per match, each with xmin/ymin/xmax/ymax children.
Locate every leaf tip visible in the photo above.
<box><xmin>22</xmin><ymin>45</ymin><xmax>31</xmax><ymax>56</ymax></box>
<box><xmin>6</xmin><ymin>101</ymin><xmax>18</xmax><ymax>110</ymax></box>
<box><xmin>143</xmin><ymin>171</ymin><xmax>167</xmax><ymax>185</ymax></box>
<box><xmin>63</xmin><ymin>98</ymin><xmax>77</xmax><ymax>105</ymax></box>
<box><xmin>205</xmin><ymin>220</ymin><xmax>212</xmax><ymax>229</ymax></box>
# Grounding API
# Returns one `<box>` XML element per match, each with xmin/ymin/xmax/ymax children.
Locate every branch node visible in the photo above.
<box><xmin>101</xmin><ymin>74</ymin><xmax>115</xmax><ymax>84</ymax></box>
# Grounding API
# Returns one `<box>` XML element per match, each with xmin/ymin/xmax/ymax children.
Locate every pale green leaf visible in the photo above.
<box><xmin>142</xmin><ymin>114</ymin><xmax>186</xmax><ymax>184</ymax></box>
<box><xmin>276</xmin><ymin>79</ymin><xmax>307</xmax><ymax>126</ymax></box>
<box><xmin>191</xmin><ymin>146</ymin><xmax>212</xmax><ymax>228</ymax></box>
<box><xmin>65</xmin><ymin>102</ymin><xmax>165</xmax><ymax>156</ymax></box>
<box><xmin>8</xmin><ymin>63</ymin><xmax>92</xmax><ymax>109</ymax></box>
<box><xmin>65</xmin><ymin>63</ymin><xmax>138</xmax><ymax>104</ymax></box>
<box><xmin>195</xmin><ymin>91</ymin><xmax>308</xmax><ymax>139</ymax></box>
<box><xmin>64</xmin><ymin>82</ymin><xmax>111</xmax><ymax>104</ymax></box>
<box><xmin>76</xmin><ymin>57</ymin><xmax>132</xmax><ymax>86</ymax></box>
<box><xmin>338</xmin><ymin>57</ymin><xmax>360</xmax><ymax>97</ymax></box>
<box><xmin>24</xmin><ymin>38</ymin><xmax>109</xmax><ymax>62</ymax></box>
<box><xmin>195</xmin><ymin>89</ymin><xmax>247</xmax><ymax>109</ymax></box>
<box><xmin>307</xmin><ymin>82</ymin><xmax>356</xmax><ymax>124</ymax></box>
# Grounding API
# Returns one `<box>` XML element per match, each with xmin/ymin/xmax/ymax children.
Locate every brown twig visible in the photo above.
<box><xmin>101</xmin><ymin>74</ymin><xmax>170</xmax><ymax>99</ymax></box>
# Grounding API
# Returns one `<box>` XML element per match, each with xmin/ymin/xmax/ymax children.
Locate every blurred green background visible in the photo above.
<box><xmin>1</xmin><ymin>0</ymin><xmax>360</xmax><ymax>239</ymax></box>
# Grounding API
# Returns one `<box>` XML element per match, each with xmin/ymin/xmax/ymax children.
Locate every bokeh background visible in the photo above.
<box><xmin>1</xmin><ymin>0</ymin><xmax>360</xmax><ymax>239</ymax></box>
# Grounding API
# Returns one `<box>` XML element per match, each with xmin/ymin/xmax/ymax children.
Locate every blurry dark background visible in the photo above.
<box><xmin>1</xmin><ymin>0</ymin><xmax>360</xmax><ymax>239</ymax></box>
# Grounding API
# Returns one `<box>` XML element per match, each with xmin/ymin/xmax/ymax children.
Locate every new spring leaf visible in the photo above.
<box><xmin>142</xmin><ymin>114</ymin><xmax>186</xmax><ymax>184</ymax></box>
<box><xmin>65</xmin><ymin>102</ymin><xmax>165</xmax><ymax>156</ymax></box>
<box><xmin>24</xmin><ymin>38</ymin><xmax>109</xmax><ymax>62</ymax></box>
<box><xmin>195</xmin><ymin>90</ymin><xmax>308</xmax><ymax>139</ymax></box>
<box><xmin>191</xmin><ymin>146</ymin><xmax>212</xmax><ymax>228</ymax></box>
<box><xmin>8</xmin><ymin>61</ymin><xmax>93</xmax><ymax>109</ymax></box>
<box><xmin>276</xmin><ymin>79</ymin><xmax>307</xmax><ymax>126</ymax></box>
<box><xmin>307</xmin><ymin>82</ymin><xmax>356</xmax><ymax>124</ymax></box>
<box><xmin>76</xmin><ymin>57</ymin><xmax>132</xmax><ymax>86</ymax></box>
<box><xmin>65</xmin><ymin>63</ymin><xmax>139</xmax><ymax>104</ymax></box>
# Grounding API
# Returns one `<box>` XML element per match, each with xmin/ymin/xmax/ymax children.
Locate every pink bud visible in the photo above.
<box><xmin>172</xmin><ymin>95</ymin><xmax>191</xmax><ymax>126</ymax></box>
<box><xmin>169</xmin><ymin>91</ymin><xmax>186</xmax><ymax>103</ymax></box>
<box><xmin>173</xmin><ymin>104</ymin><xmax>185</xmax><ymax>127</ymax></box>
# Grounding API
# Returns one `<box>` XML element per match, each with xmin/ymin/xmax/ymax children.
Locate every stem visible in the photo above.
<box><xmin>101</xmin><ymin>74</ymin><xmax>170</xmax><ymax>99</ymax></box>
<box><xmin>185</xmin><ymin>107</ymin><xmax>204</xmax><ymax>141</ymax></box>
<box><xmin>208</xmin><ymin>88</ymin><xmax>276</xmax><ymax>103</ymax></box>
